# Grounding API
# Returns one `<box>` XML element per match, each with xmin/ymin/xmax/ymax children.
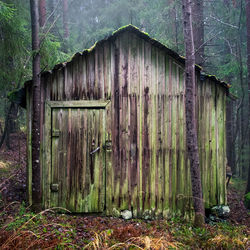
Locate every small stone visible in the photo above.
<box><xmin>112</xmin><ymin>208</ymin><xmax>120</xmax><ymax>218</ymax></box>
<box><xmin>211</xmin><ymin>205</ymin><xmax>230</xmax><ymax>218</ymax></box>
<box><xmin>121</xmin><ymin>210</ymin><xmax>132</xmax><ymax>220</ymax></box>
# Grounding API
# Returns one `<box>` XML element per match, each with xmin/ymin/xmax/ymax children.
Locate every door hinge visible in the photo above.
<box><xmin>50</xmin><ymin>183</ymin><xmax>59</xmax><ymax>192</ymax></box>
<box><xmin>52</xmin><ymin>129</ymin><xmax>60</xmax><ymax>137</ymax></box>
<box><xmin>104</xmin><ymin>140</ymin><xmax>112</xmax><ymax>151</ymax></box>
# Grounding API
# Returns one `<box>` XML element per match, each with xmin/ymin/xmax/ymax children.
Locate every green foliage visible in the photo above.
<box><xmin>40</xmin><ymin>33</ymin><xmax>70</xmax><ymax>70</ymax></box>
<box><xmin>6</xmin><ymin>202</ymin><xmax>35</xmax><ymax>231</ymax></box>
<box><xmin>244</xmin><ymin>192</ymin><xmax>250</xmax><ymax>209</ymax></box>
<box><xmin>0</xmin><ymin>1</ymin><xmax>14</xmax><ymax>21</ymax></box>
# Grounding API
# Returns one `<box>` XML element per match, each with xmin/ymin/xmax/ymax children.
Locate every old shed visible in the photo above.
<box><xmin>25</xmin><ymin>25</ymin><xmax>229</xmax><ymax>219</ymax></box>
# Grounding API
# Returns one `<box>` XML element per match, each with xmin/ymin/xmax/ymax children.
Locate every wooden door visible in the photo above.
<box><xmin>50</xmin><ymin>107</ymin><xmax>106</xmax><ymax>212</ymax></box>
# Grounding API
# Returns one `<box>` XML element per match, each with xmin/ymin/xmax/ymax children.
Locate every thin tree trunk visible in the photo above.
<box><xmin>245</xmin><ymin>0</ymin><xmax>250</xmax><ymax>193</ymax></box>
<box><xmin>192</xmin><ymin>0</ymin><xmax>204</xmax><ymax>66</ymax></box>
<box><xmin>30</xmin><ymin>0</ymin><xmax>41</xmax><ymax>209</ymax></box>
<box><xmin>169</xmin><ymin>0</ymin><xmax>179</xmax><ymax>52</ymax></box>
<box><xmin>62</xmin><ymin>0</ymin><xmax>69</xmax><ymax>52</ymax></box>
<box><xmin>0</xmin><ymin>102</ymin><xmax>14</xmax><ymax>150</ymax></box>
<box><xmin>39</xmin><ymin>0</ymin><xmax>46</xmax><ymax>27</ymax></box>
<box><xmin>63</xmin><ymin>0</ymin><xmax>69</xmax><ymax>38</ymax></box>
<box><xmin>182</xmin><ymin>0</ymin><xmax>205</xmax><ymax>227</ymax></box>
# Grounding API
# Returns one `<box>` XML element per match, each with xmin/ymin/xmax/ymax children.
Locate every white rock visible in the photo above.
<box><xmin>121</xmin><ymin>210</ymin><xmax>132</xmax><ymax>220</ymax></box>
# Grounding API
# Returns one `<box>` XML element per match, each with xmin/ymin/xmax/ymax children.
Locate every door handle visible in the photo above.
<box><xmin>90</xmin><ymin>146</ymin><xmax>100</xmax><ymax>155</ymax></box>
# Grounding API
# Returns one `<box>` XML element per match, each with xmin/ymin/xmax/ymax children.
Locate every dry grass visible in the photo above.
<box><xmin>84</xmin><ymin>230</ymin><xmax>181</xmax><ymax>249</ymax></box>
<box><xmin>207</xmin><ymin>234</ymin><xmax>248</xmax><ymax>249</ymax></box>
<box><xmin>0</xmin><ymin>160</ymin><xmax>11</xmax><ymax>170</ymax></box>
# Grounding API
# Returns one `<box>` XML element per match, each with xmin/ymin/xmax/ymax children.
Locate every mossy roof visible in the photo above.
<box><xmin>25</xmin><ymin>24</ymin><xmax>230</xmax><ymax>90</ymax></box>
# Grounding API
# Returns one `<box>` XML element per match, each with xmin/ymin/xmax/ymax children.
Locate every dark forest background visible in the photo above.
<box><xmin>0</xmin><ymin>0</ymin><xmax>249</xmax><ymax>183</ymax></box>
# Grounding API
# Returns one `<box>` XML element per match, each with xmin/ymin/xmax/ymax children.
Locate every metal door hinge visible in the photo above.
<box><xmin>52</xmin><ymin>130</ymin><xmax>60</xmax><ymax>137</ymax></box>
<box><xmin>104</xmin><ymin>140</ymin><xmax>112</xmax><ymax>151</ymax></box>
<box><xmin>50</xmin><ymin>183</ymin><xmax>59</xmax><ymax>192</ymax></box>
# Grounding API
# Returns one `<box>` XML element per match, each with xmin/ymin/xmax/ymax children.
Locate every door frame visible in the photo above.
<box><xmin>42</xmin><ymin>100</ymin><xmax>110</xmax><ymax>209</ymax></box>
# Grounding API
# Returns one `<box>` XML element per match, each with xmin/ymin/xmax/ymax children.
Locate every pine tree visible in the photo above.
<box><xmin>182</xmin><ymin>0</ymin><xmax>204</xmax><ymax>227</ymax></box>
<box><xmin>30</xmin><ymin>0</ymin><xmax>41</xmax><ymax>209</ymax></box>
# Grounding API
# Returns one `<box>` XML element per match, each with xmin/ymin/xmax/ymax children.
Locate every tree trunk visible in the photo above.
<box><xmin>39</xmin><ymin>0</ymin><xmax>46</xmax><ymax>27</ymax></box>
<box><xmin>169</xmin><ymin>0</ymin><xmax>179</xmax><ymax>52</ymax></box>
<box><xmin>245</xmin><ymin>0</ymin><xmax>250</xmax><ymax>193</ymax></box>
<box><xmin>192</xmin><ymin>0</ymin><xmax>204</xmax><ymax>66</ymax></box>
<box><xmin>30</xmin><ymin>0</ymin><xmax>41</xmax><ymax>209</ymax></box>
<box><xmin>63</xmin><ymin>0</ymin><xmax>69</xmax><ymax>38</ymax></box>
<box><xmin>0</xmin><ymin>102</ymin><xmax>14</xmax><ymax>150</ymax></box>
<box><xmin>182</xmin><ymin>0</ymin><xmax>205</xmax><ymax>227</ymax></box>
<box><xmin>8</xmin><ymin>103</ymin><xmax>18</xmax><ymax>133</ymax></box>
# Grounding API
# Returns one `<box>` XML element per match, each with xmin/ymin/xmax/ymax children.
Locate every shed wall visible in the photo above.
<box><xmin>26</xmin><ymin>31</ymin><xmax>227</xmax><ymax>218</ymax></box>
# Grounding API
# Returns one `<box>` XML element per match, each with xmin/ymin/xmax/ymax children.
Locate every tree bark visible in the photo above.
<box><xmin>30</xmin><ymin>0</ymin><xmax>41</xmax><ymax>209</ymax></box>
<box><xmin>182</xmin><ymin>0</ymin><xmax>205</xmax><ymax>227</ymax></box>
<box><xmin>245</xmin><ymin>0</ymin><xmax>250</xmax><ymax>193</ymax></box>
<box><xmin>63</xmin><ymin>0</ymin><xmax>69</xmax><ymax>38</ymax></box>
<box><xmin>169</xmin><ymin>0</ymin><xmax>179</xmax><ymax>52</ymax></box>
<box><xmin>39</xmin><ymin>0</ymin><xmax>46</xmax><ymax>27</ymax></box>
<box><xmin>0</xmin><ymin>102</ymin><xmax>14</xmax><ymax>150</ymax></box>
<box><xmin>192</xmin><ymin>0</ymin><xmax>204</xmax><ymax>66</ymax></box>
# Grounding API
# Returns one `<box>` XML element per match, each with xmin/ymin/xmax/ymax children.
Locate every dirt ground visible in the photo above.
<box><xmin>0</xmin><ymin>132</ymin><xmax>249</xmax><ymax>249</ymax></box>
<box><xmin>1</xmin><ymin>132</ymin><xmax>249</xmax><ymax>225</ymax></box>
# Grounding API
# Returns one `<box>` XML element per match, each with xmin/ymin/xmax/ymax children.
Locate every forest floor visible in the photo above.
<box><xmin>0</xmin><ymin>132</ymin><xmax>249</xmax><ymax>249</ymax></box>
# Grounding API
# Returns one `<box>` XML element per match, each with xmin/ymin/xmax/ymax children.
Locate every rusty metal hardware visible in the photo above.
<box><xmin>104</xmin><ymin>140</ymin><xmax>112</xmax><ymax>151</ymax></box>
<box><xmin>90</xmin><ymin>146</ymin><xmax>100</xmax><ymax>155</ymax></box>
<box><xmin>52</xmin><ymin>129</ymin><xmax>60</xmax><ymax>137</ymax></box>
<box><xmin>50</xmin><ymin>183</ymin><xmax>59</xmax><ymax>192</ymax></box>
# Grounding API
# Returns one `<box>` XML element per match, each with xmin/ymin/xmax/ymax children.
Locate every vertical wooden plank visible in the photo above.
<box><xmin>83</xmin><ymin>109</ymin><xmax>89</xmax><ymax>211</ymax></box>
<box><xmin>141</xmin><ymin>38</ymin><xmax>151</xmax><ymax>215</ymax></box>
<box><xmin>26</xmin><ymin>87</ymin><xmax>33</xmax><ymax>206</ymax></box>
<box><xmin>105</xmin><ymin>103</ymin><xmax>113</xmax><ymax>215</ymax></box>
<box><xmin>163</xmin><ymin>55</ymin><xmax>170</xmax><ymax>217</ymax></box>
<box><xmin>119</xmin><ymin>32</ymin><xmax>130</xmax><ymax>210</ymax></box>
<box><xmin>217</xmin><ymin>86</ymin><xmax>226</xmax><ymax>204</ymax></box>
<box><xmin>150</xmin><ymin>45</ymin><xmax>157</xmax><ymax>215</ymax></box>
<box><xmin>112</xmin><ymin>37</ymin><xmax>121</xmax><ymax>211</ymax></box>
<box><xmin>175</xmin><ymin>64</ymin><xmax>181</xmax><ymax>215</ymax></box>
<box><xmin>156</xmin><ymin>49</ymin><xmax>165</xmax><ymax>217</ymax></box>
<box><xmin>177</xmin><ymin>66</ymin><xmax>185</xmax><ymax>215</ymax></box>
<box><xmin>97</xmin><ymin>45</ymin><xmax>105</xmax><ymax>99</ymax></box>
<box><xmin>171</xmin><ymin>61</ymin><xmax>177</xmax><ymax>213</ymax></box>
<box><xmin>50</xmin><ymin>108</ymin><xmax>59</xmax><ymax>207</ymax></box>
<box><xmin>72</xmin><ymin>57</ymin><xmax>79</xmax><ymax>100</ymax></box>
<box><xmin>205</xmin><ymin>83</ymin><xmax>212</xmax><ymax>207</ymax></box>
<box><xmin>167</xmin><ymin>57</ymin><xmax>173</xmax><ymax>213</ymax></box>
<box><xmin>43</xmin><ymin>102</ymin><xmax>51</xmax><ymax>208</ymax></box>
<box><xmin>210</xmin><ymin>80</ymin><xmax>217</xmax><ymax>205</ymax></box>
<box><xmin>103</xmin><ymin>41</ymin><xmax>112</xmax><ymax>99</ymax></box>
<box><xmin>56</xmin><ymin>108</ymin><xmax>64</xmax><ymax>207</ymax></box>
<box><xmin>87</xmin><ymin>52</ymin><xmax>95</xmax><ymax>99</ymax></box>
<box><xmin>137</xmin><ymin>37</ymin><xmax>142</xmax><ymax>217</ymax></box>
<box><xmin>81</xmin><ymin>55</ymin><xmax>88</xmax><ymax>100</ymax></box>
<box><xmin>65</xmin><ymin>63</ymin><xmax>73</xmax><ymax>100</ymax></box>
<box><xmin>59</xmin><ymin>108</ymin><xmax>68</xmax><ymax>209</ymax></box>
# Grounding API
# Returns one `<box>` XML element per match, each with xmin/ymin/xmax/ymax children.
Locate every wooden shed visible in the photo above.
<box><xmin>25</xmin><ymin>25</ymin><xmax>229</xmax><ymax>219</ymax></box>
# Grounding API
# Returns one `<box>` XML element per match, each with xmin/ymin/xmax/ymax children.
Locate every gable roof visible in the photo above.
<box><xmin>25</xmin><ymin>24</ymin><xmax>230</xmax><ymax>90</ymax></box>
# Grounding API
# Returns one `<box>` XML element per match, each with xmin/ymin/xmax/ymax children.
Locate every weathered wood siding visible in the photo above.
<box><xmin>27</xmin><ymin>29</ymin><xmax>227</xmax><ymax>218</ymax></box>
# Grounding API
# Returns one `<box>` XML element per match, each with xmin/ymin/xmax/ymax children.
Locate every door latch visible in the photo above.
<box><xmin>90</xmin><ymin>146</ymin><xmax>100</xmax><ymax>155</ymax></box>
